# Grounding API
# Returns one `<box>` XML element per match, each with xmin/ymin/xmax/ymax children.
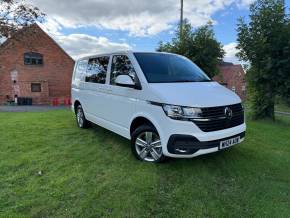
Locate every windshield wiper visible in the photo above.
<box><xmin>172</xmin><ymin>80</ymin><xmax>195</xmax><ymax>83</ymax></box>
<box><xmin>172</xmin><ymin>79</ymin><xmax>211</xmax><ymax>83</ymax></box>
<box><xmin>198</xmin><ymin>79</ymin><xmax>212</xmax><ymax>82</ymax></box>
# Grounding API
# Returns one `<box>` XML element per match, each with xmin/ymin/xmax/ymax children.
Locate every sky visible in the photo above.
<box><xmin>27</xmin><ymin>0</ymin><xmax>290</xmax><ymax>63</ymax></box>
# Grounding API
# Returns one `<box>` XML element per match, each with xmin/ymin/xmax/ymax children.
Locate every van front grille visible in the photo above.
<box><xmin>192</xmin><ymin>103</ymin><xmax>244</xmax><ymax>132</ymax></box>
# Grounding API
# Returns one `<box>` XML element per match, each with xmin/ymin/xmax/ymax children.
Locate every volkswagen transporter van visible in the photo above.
<box><xmin>71</xmin><ymin>51</ymin><xmax>246</xmax><ymax>162</ymax></box>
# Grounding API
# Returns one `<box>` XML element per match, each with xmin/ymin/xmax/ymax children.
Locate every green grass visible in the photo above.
<box><xmin>0</xmin><ymin>110</ymin><xmax>290</xmax><ymax>218</ymax></box>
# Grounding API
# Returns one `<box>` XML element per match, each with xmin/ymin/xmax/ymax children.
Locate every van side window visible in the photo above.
<box><xmin>86</xmin><ymin>56</ymin><xmax>109</xmax><ymax>84</ymax></box>
<box><xmin>75</xmin><ymin>60</ymin><xmax>88</xmax><ymax>82</ymax></box>
<box><xmin>110</xmin><ymin>55</ymin><xmax>136</xmax><ymax>85</ymax></box>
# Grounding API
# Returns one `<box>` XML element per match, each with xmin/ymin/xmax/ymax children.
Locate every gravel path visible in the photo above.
<box><xmin>275</xmin><ymin>111</ymin><xmax>290</xmax><ymax>116</ymax></box>
<box><xmin>0</xmin><ymin>105</ymin><xmax>70</xmax><ymax>112</ymax></box>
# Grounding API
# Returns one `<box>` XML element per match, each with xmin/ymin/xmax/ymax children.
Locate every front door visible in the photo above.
<box><xmin>100</xmin><ymin>54</ymin><xmax>137</xmax><ymax>136</ymax></box>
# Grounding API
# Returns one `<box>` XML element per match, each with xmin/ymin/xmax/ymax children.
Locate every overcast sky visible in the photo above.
<box><xmin>29</xmin><ymin>0</ymin><xmax>290</xmax><ymax>63</ymax></box>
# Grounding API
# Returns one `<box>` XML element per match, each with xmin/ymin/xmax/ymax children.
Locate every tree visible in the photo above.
<box><xmin>157</xmin><ymin>19</ymin><xmax>224</xmax><ymax>78</ymax></box>
<box><xmin>278</xmin><ymin>21</ymin><xmax>290</xmax><ymax>106</ymax></box>
<box><xmin>237</xmin><ymin>0</ymin><xmax>290</xmax><ymax>120</ymax></box>
<box><xmin>0</xmin><ymin>0</ymin><xmax>45</xmax><ymax>39</ymax></box>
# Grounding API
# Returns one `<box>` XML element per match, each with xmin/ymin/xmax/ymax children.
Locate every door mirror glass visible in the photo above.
<box><xmin>115</xmin><ymin>75</ymin><xmax>135</xmax><ymax>88</ymax></box>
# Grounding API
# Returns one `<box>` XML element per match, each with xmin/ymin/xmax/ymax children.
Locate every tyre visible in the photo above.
<box><xmin>131</xmin><ymin>124</ymin><xmax>166</xmax><ymax>163</ymax></box>
<box><xmin>75</xmin><ymin>105</ymin><xmax>90</xmax><ymax>128</ymax></box>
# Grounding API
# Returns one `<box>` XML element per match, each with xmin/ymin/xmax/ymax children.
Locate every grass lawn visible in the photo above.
<box><xmin>0</xmin><ymin>110</ymin><xmax>290</xmax><ymax>217</ymax></box>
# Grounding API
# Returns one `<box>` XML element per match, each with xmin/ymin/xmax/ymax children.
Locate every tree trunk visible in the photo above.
<box><xmin>264</xmin><ymin>98</ymin><xmax>275</xmax><ymax>120</ymax></box>
<box><xmin>286</xmin><ymin>97</ymin><xmax>290</xmax><ymax>107</ymax></box>
<box><xmin>250</xmin><ymin>83</ymin><xmax>275</xmax><ymax>120</ymax></box>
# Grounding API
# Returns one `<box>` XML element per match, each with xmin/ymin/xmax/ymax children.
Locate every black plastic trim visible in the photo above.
<box><xmin>116</xmin><ymin>79</ymin><xmax>142</xmax><ymax>90</ymax></box>
<box><xmin>148</xmin><ymin>101</ymin><xmax>163</xmax><ymax>106</ymax></box>
<box><xmin>167</xmin><ymin>132</ymin><xmax>246</xmax><ymax>155</ymax></box>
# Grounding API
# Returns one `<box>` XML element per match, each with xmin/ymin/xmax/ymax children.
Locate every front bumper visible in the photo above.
<box><xmin>159</xmin><ymin>116</ymin><xmax>246</xmax><ymax>158</ymax></box>
<box><xmin>167</xmin><ymin>131</ymin><xmax>245</xmax><ymax>155</ymax></box>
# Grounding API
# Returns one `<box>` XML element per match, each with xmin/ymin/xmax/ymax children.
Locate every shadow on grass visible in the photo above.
<box><xmin>88</xmin><ymin>122</ymin><xmax>248</xmax><ymax>167</ymax></box>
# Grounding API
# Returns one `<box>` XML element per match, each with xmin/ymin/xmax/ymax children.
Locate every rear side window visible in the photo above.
<box><xmin>74</xmin><ymin>59</ymin><xmax>88</xmax><ymax>82</ymax></box>
<box><xmin>85</xmin><ymin>56</ymin><xmax>109</xmax><ymax>84</ymax></box>
<box><xmin>110</xmin><ymin>55</ymin><xmax>136</xmax><ymax>85</ymax></box>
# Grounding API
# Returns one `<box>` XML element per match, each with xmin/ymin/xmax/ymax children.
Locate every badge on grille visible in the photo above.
<box><xmin>224</xmin><ymin>107</ymin><xmax>233</xmax><ymax>119</ymax></box>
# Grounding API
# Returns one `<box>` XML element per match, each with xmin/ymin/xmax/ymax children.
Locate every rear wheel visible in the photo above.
<box><xmin>76</xmin><ymin>105</ymin><xmax>90</xmax><ymax>128</ymax></box>
<box><xmin>131</xmin><ymin>125</ymin><xmax>166</xmax><ymax>163</ymax></box>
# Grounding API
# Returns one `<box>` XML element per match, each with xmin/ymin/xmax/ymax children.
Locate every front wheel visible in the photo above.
<box><xmin>131</xmin><ymin>125</ymin><xmax>166</xmax><ymax>163</ymax></box>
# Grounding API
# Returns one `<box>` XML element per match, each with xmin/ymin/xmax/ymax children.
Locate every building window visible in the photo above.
<box><xmin>232</xmin><ymin>86</ymin><xmax>236</xmax><ymax>93</ymax></box>
<box><xmin>24</xmin><ymin>52</ymin><xmax>43</xmax><ymax>65</ymax></box>
<box><xmin>31</xmin><ymin>83</ymin><xmax>41</xmax><ymax>92</ymax></box>
<box><xmin>242</xmin><ymin>85</ymin><xmax>246</xmax><ymax>96</ymax></box>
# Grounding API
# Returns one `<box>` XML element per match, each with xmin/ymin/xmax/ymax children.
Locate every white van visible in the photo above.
<box><xmin>71</xmin><ymin>51</ymin><xmax>246</xmax><ymax>162</ymax></box>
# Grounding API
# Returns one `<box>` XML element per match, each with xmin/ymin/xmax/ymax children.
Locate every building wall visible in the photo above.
<box><xmin>0</xmin><ymin>25</ymin><xmax>74</xmax><ymax>105</ymax></box>
<box><xmin>213</xmin><ymin>64</ymin><xmax>246</xmax><ymax>101</ymax></box>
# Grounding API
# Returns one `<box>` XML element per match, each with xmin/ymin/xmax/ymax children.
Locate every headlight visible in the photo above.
<box><xmin>162</xmin><ymin>104</ymin><xmax>202</xmax><ymax>120</ymax></box>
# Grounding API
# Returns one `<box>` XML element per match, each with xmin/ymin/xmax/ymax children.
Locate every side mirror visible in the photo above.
<box><xmin>115</xmin><ymin>75</ymin><xmax>136</xmax><ymax>88</ymax></box>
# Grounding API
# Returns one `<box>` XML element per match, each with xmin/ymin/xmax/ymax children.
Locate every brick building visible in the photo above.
<box><xmin>0</xmin><ymin>24</ymin><xmax>74</xmax><ymax>105</ymax></box>
<box><xmin>213</xmin><ymin>62</ymin><xmax>246</xmax><ymax>101</ymax></box>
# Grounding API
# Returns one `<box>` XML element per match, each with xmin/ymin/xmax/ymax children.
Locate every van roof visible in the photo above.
<box><xmin>77</xmin><ymin>51</ymin><xmax>177</xmax><ymax>61</ymax></box>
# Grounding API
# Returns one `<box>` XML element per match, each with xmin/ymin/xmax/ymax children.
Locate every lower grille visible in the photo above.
<box><xmin>193</xmin><ymin>103</ymin><xmax>244</xmax><ymax>132</ymax></box>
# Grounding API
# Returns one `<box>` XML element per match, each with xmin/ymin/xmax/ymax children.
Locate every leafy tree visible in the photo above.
<box><xmin>0</xmin><ymin>0</ymin><xmax>45</xmax><ymax>39</ymax></box>
<box><xmin>278</xmin><ymin>20</ymin><xmax>290</xmax><ymax>106</ymax></box>
<box><xmin>237</xmin><ymin>0</ymin><xmax>290</xmax><ymax>120</ymax></box>
<box><xmin>157</xmin><ymin>19</ymin><xmax>224</xmax><ymax>78</ymax></box>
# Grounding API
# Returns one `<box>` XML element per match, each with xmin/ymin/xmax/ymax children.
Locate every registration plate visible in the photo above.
<box><xmin>220</xmin><ymin>136</ymin><xmax>240</xmax><ymax>150</ymax></box>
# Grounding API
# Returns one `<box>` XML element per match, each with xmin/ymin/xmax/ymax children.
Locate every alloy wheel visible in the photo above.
<box><xmin>77</xmin><ymin>108</ymin><xmax>84</xmax><ymax>128</ymax></box>
<box><xmin>135</xmin><ymin>131</ymin><xmax>162</xmax><ymax>162</ymax></box>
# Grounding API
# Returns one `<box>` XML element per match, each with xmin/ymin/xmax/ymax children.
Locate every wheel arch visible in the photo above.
<box><xmin>129</xmin><ymin>114</ymin><xmax>162</xmax><ymax>137</ymax></box>
<box><xmin>73</xmin><ymin>100</ymin><xmax>81</xmax><ymax>113</ymax></box>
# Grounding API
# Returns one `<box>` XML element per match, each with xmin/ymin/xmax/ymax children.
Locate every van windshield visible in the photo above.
<box><xmin>134</xmin><ymin>52</ymin><xmax>211</xmax><ymax>83</ymax></box>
